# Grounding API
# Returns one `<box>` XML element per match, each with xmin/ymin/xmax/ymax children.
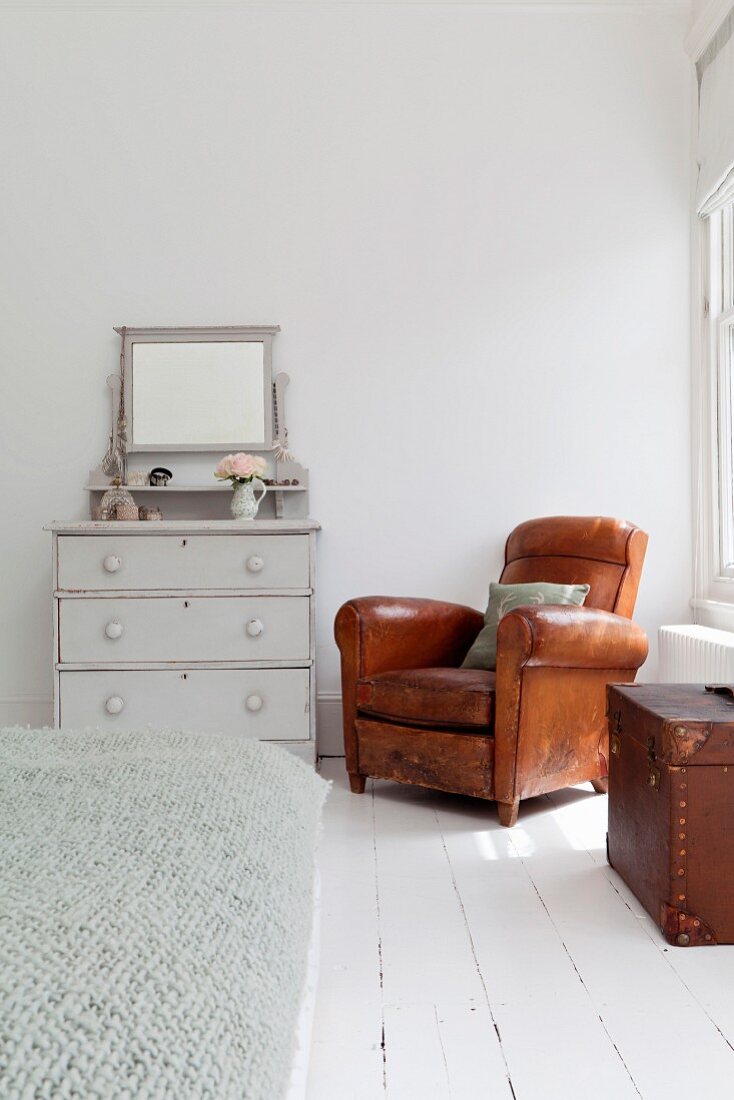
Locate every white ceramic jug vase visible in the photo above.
<box><xmin>230</xmin><ymin>478</ymin><xmax>267</xmax><ymax>520</ymax></box>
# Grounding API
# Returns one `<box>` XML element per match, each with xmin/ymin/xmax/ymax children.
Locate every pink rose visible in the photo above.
<box><xmin>214</xmin><ymin>453</ymin><xmax>268</xmax><ymax>481</ymax></box>
<box><xmin>214</xmin><ymin>454</ymin><xmax>236</xmax><ymax>479</ymax></box>
<box><xmin>230</xmin><ymin>453</ymin><xmax>258</xmax><ymax>478</ymax></box>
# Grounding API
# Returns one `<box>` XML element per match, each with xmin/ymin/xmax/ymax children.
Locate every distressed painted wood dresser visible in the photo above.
<box><xmin>47</xmin><ymin>519</ymin><xmax>319</xmax><ymax>762</ymax></box>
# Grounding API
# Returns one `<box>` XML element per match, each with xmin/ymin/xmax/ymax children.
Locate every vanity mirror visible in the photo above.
<box><xmin>89</xmin><ymin>323</ymin><xmax>309</xmax><ymax>521</ymax></box>
<box><xmin>121</xmin><ymin>326</ymin><xmax>275</xmax><ymax>452</ymax></box>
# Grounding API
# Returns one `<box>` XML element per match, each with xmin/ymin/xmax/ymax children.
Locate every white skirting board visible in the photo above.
<box><xmin>313</xmin><ymin>692</ymin><xmax>343</xmax><ymax>757</ymax></box>
<box><xmin>0</xmin><ymin>696</ymin><xmax>54</xmax><ymax>728</ymax></box>
<box><xmin>0</xmin><ymin>693</ymin><xmax>346</xmax><ymax>757</ymax></box>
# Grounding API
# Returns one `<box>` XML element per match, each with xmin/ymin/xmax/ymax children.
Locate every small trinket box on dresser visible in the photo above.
<box><xmin>607</xmin><ymin>683</ymin><xmax>734</xmax><ymax>946</ymax></box>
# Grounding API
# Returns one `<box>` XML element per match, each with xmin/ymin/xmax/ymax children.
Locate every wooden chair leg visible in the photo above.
<box><xmin>591</xmin><ymin>777</ymin><xmax>608</xmax><ymax>794</ymax></box>
<box><xmin>497</xmin><ymin>798</ymin><xmax>520</xmax><ymax>827</ymax></box>
<box><xmin>349</xmin><ymin>772</ymin><xmax>366</xmax><ymax>794</ymax></box>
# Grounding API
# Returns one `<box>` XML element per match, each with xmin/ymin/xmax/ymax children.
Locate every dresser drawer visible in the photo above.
<box><xmin>59</xmin><ymin>595</ymin><xmax>310</xmax><ymax>663</ymax></box>
<box><xmin>58</xmin><ymin>668</ymin><xmax>310</xmax><ymax>741</ymax></box>
<box><xmin>57</xmin><ymin>534</ymin><xmax>310</xmax><ymax>592</ymax></box>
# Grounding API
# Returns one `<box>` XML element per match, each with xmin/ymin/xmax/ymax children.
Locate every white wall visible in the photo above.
<box><xmin>0</xmin><ymin>3</ymin><xmax>692</xmax><ymax>750</ymax></box>
<box><xmin>689</xmin><ymin>0</ymin><xmax>712</xmax><ymax>28</ymax></box>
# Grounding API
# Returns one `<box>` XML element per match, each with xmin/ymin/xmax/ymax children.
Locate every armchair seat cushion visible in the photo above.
<box><xmin>356</xmin><ymin>667</ymin><xmax>495</xmax><ymax>730</ymax></box>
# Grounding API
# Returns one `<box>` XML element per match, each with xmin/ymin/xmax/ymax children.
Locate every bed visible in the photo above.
<box><xmin>0</xmin><ymin>727</ymin><xmax>328</xmax><ymax>1099</ymax></box>
<box><xmin>286</xmin><ymin>869</ymin><xmax>321</xmax><ymax>1100</ymax></box>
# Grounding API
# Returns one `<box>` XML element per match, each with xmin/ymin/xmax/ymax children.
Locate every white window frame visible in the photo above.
<box><xmin>695</xmin><ymin>204</ymin><xmax>734</xmax><ymax>622</ymax></box>
<box><xmin>714</xmin><ymin>209</ymin><xmax>734</xmax><ymax>577</ymax></box>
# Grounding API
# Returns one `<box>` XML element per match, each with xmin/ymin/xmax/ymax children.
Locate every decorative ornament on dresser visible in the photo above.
<box><xmin>149</xmin><ymin>467</ymin><xmax>172</xmax><ymax>487</ymax></box>
<box><xmin>138</xmin><ymin>506</ymin><xmax>163</xmax><ymax>521</ymax></box>
<box><xmin>98</xmin><ymin>479</ymin><xmax>137</xmax><ymax>521</ymax></box>
<box><xmin>49</xmin><ymin>324</ymin><xmax>318</xmax><ymax>761</ymax></box>
<box><xmin>215</xmin><ymin>453</ymin><xmax>269</xmax><ymax>520</ymax></box>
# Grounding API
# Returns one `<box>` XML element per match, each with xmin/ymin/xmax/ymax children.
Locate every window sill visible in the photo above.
<box><xmin>691</xmin><ymin>597</ymin><xmax>734</xmax><ymax>631</ymax></box>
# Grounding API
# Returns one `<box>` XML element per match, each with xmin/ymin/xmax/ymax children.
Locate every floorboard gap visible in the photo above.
<box><xmin>508</xmin><ymin>828</ymin><xmax>644</xmax><ymax>1098</ymax></box>
<box><xmin>371</xmin><ymin>781</ymin><xmax>388</xmax><ymax>1093</ymax></box>
<box><xmin>605</xmin><ymin>874</ymin><xmax>734</xmax><ymax>1057</ymax></box>
<box><xmin>434</xmin><ymin>808</ymin><xmax>517</xmax><ymax>1099</ymax></box>
<box><xmin>434</xmin><ymin>1004</ymin><xmax>453</xmax><ymax>1097</ymax></box>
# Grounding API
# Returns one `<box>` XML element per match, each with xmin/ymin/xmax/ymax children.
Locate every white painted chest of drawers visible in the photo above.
<box><xmin>47</xmin><ymin>520</ymin><xmax>320</xmax><ymax>762</ymax></box>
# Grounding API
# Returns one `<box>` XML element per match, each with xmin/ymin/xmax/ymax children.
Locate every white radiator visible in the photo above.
<box><xmin>658</xmin><ymin>624</ymin><xmax>734</xmax><ymax>682</ymax></box>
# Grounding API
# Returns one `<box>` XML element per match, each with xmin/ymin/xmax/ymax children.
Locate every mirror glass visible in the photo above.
<box><xmin>131</xmin><ymin>341</ymin><xmax>267</xmax><ymax>448</ymax></box>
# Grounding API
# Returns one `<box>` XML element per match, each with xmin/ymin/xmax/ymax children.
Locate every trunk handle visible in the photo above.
<box><xmin>705</xmin><ymin>684</ymin><xmax>734</xmax><ymax>701</ymax></box>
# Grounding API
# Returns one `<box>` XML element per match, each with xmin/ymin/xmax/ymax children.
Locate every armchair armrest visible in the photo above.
<box><xmin>335</xmin><ymin>596</ymin><xmax>484</xmax><ymax>678</ymax></box>
<box><xmin>493</xmin><ymin>606</ymin><xmax>648</xmax><ymax>805</ymax></box>
<box><xmin>334</xmin><ymin>597</ymin><xmax>483</xmax><ymax>776</ymax></box>
<box><xmin>496</xmin><ymin>605</ymin><xmax>649</xmax><ymax>670</ymax></box>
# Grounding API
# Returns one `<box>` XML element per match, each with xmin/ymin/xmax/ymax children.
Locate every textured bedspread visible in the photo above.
<box><xmin>0</xmin><ymin>727</ymin><xmax>328</xmax><ymax>1099</ymax></box>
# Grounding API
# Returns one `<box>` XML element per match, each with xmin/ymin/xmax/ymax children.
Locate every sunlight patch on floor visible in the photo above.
<box><xmin>551</xmin><ymin>786</ymin><xmax>608</xmax><ymax>853</ymax></box>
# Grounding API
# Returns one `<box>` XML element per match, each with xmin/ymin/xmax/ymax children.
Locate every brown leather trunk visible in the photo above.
<box><xmin>607</xmin><ymin>683</ymin><xmax>734</xmax><ymax>946</ymax></box>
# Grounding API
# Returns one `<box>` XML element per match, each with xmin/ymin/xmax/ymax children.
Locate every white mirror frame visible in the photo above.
<box><xmin>117</xmin><ymin>325</ymin><xmax>278</xmax><ymax>453</ymax></box>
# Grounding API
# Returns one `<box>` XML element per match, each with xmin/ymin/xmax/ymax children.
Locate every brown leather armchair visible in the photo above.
<box><xmin>334</xmin><ymin>516</ymin><xmax>648</xmax><ymax>826</ymax></box>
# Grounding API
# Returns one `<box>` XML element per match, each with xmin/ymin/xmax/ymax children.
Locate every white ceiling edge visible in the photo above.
<box><xmin>0</xmin><ymin>0</ymin><xmax>691</xmax><ymax>11</ymax></box>
<box><xmin>685</xmin><ymin>0</ymin><xmax>731</xmax><ymax>57</ymax></box>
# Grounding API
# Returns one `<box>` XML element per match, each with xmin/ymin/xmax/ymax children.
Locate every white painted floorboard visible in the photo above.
<box><xmin>307</xmin><ymin>760</ymin><xmax>734</xmax><ymax>1100</ymax></box>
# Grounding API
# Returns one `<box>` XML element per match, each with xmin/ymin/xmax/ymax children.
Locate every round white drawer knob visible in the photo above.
<box><xmin>103</xmin><ymin>555</ymin><xmax>121</xmax><ymax>574</ymax></box>
<box><xmin>105</xmin><ymin>695</ymin><xmax>124</xmax><ymax>715</ymax></box>
<box><xmin>105</xmin><ymin>620</ymin><xmax>124</xmax><ymax>640</ymax></box>
<box><xmin>246</xmin><ymin>618</ymin><xmax>264</xmax><ymax>638</ymax></box>
<box><xmin>246</xmin><ymin>555</ymin><xmax>264</xmax><ymax>573</ymax></box>
<box><xmin>246</xmin><ymin>694</ymin><xmax>263</xmax><ymax>712</ymax></box>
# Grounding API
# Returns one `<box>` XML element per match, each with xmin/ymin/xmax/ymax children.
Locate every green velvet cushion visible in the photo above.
<box><xmin>461</xmin><ymin>580</ymin><xmax>590</xmax><ymax>671</ymax></box>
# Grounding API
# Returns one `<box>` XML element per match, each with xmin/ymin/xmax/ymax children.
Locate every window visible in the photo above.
<box><xmin>694</xmin><ymin>19</ymin><xmax>734</xmax><ymax>616</ymax></box>
<box><xmin>709</xmin><ymin>203</ymin><xmax>734</xmax><ymax>580</ymax></box>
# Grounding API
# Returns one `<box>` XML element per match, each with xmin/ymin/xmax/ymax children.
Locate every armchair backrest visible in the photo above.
<box><xmin>499</xmin><ymin>516</ymin><xmax>648</xmax><ymax>618</ymax></box>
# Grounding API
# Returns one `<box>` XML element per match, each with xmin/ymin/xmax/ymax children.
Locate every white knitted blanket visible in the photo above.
<box><xmin>0</xmin><ymin>727</ymin><xmax>328</xmax><ymax>1099</ymax></box>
